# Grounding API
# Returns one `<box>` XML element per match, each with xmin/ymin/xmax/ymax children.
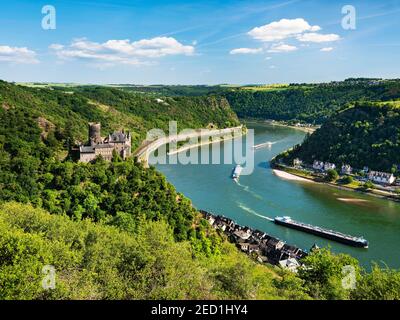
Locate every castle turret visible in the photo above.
<box><xmin>88</xmin><ymin>122</ymin><xmax>102</xmax><ymax>145</ymax></box>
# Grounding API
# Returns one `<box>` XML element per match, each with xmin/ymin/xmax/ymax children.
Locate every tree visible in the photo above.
<box><xmin>326</xmin><ymin>169</ymin><xmax>339</xmax><ymax>182</ymax></box>
<box><xmin>298</xmin><ymin>248</ymin><xmax>361</xmax><ymax>300</ymax></box>
<box><xmin>341</xmin><ymin>175</ymin><xmax>354</xmax><ymax>184</ymax></box>
<box><xmin>351</xmin><ymin>264</ymin><xmax>400</xmax><ymax>300</ymax></box>
<box><xmin>364</xmin><ymin>180</ymin><xmax>374</xmax><ymax>190</ymax></box>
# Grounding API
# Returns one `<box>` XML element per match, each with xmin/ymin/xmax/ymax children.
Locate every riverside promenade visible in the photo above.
<box><xmin>134</xmin><ymin>126</ymin><xmax>244</xmax><ymax>167</ymax></box>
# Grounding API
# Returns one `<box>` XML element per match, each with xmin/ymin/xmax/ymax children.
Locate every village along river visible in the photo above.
<box><xmin>151</xmin><ymin>121</ymin><xmax>400</xmax><ymax>269</ymax></box>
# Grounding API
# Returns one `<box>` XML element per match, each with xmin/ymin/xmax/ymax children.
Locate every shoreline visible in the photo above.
<box><xmin>134</xmin><ymin>125</ymin><xmax>245</xmax><ymax>166</ymax></box>
<box><xmin>272</xmin><ymin>169</ymin><xmax>312</xmax><ymax>183</ymax></box>
<box><xmin>265</xmin><ymin>121</ymin><xmax>319</xmax><ymax>134</ymax></box>
<box><xmin>244</xmin><ymin>119</ymin><xmax>319</xmax><ymax>134</ymax></box>
<box><xmin>167</xmin><ymin>134</ymin><xmax>239</xmax><ymax>156</ymax></box>
<box><xmin>273</xmin><ymin>167</ymin><xmax>400</xmax><ymax>203</ymax></box>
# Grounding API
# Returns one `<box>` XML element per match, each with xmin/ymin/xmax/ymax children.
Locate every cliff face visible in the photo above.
<box><xmin>286</xmin><ymin>102</ymin><xmax>400</xmax><ymax>172</ymax></box>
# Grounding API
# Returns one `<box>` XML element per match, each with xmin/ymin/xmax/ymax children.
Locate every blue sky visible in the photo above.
<box><xmin>0</xmin><ymin>0</ymin><xmax>399</xmax><ymax>84</ymax></box>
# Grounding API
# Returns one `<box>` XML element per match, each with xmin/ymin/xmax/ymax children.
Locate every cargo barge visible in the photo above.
<box><xmin>274</xmin><ymin>216</ymin><xmax>369</xmax><ymax>248</ymax></box>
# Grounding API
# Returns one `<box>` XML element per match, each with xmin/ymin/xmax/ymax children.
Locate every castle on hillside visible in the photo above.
<box><xmin>79</xmin><ymin>123</ymin><xmax>131</xmax><ymax>163</ymax></box>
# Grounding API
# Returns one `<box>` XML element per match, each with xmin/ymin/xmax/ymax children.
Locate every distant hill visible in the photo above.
<box><xmin>223</xmin><ymin>79</ymin><xmax>400</xmax><ymax>124</ymax></box>
<box><xmin>280</xmin><ymin>102</ymin><xmax>400</xmax><ymax>173</ymax></box>
<box><xmin>75</xmin><ymin>79</ymin><xmax>400</xmax><ymax>125</ymax></box>
<box><xmin>17</xmin><ymin>79</ymin><xmax>400</xmax><ymax>126</ymax></box>
<box><xmin>0</xmin><ymin>81</ymin><xmax>239</xmax><ymax>150</ymax></box>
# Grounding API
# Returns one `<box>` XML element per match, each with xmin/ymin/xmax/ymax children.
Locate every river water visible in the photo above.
<box><xmin>152</xmin><ymin>121</ymin><xmax>400</xmax><ymax>269</ymax></box>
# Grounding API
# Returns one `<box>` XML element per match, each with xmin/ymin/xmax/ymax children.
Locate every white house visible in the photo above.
<box><xmin>293</xmin><ymin>158</ymin><xmax>303</xmax><ymax>168</ymax></box>
<box><xmin>279</xmin><ymin>258</ymin><xmax>301</xmax><ymax>273</ymax></box>
<box><xmin>324</xmin><ymin>162</ymin><xmax>336</xmax><ymax>171</ymax></box>
<box><xmin>368</xmin><ymin>171</ymin><xmax>396</xmax><ymax>185</ymax></box>
<box><xmin>313</xmin><ymin>160</ymin><xmax>324</xmax><ymax>171</ymax></box>
<box><xmin>341</xmin><ymin>164</ymin><xmax>352</xmax><ymax>175</ymax></box>
<box><xmin>206</xmin><ymin>215</ymin><xmax>215</xmax><ymax>226</ymax></box>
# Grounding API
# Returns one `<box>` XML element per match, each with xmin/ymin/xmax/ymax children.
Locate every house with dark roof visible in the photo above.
<box><xmin>368</xmin><ymin>170</ymin><xmax>396</xmax><ymax>185</ymax></box>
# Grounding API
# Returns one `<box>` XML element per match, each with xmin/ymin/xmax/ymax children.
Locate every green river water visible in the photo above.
<box><xmin>152</xmin><ymin>122</ymin><xmax>400</xmax><ymax>269</ymax></box>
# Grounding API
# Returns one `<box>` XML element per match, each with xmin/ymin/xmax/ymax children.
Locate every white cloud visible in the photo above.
<box><xmin>248</xmin><ymin>18</ymin><xmax>321</xmax><ymax>42</ymax></box>
<box><xmin>0</xmin><ymin>45</ymin><xmax>39</xmax><ymax>64</ymax></box>
<box><xmin>320</xmin><ymin>47</ymin><xmax>334</xmax><ymax>52</ymax></box>
<box><xmin>265</xmin><ymin>56</ymin><xmax>272</xmax><ymax>60</ymax></box>
<box><xmin>50</xmin><ymin>37</ymin><xmax>195</xmax><ymax>66</ymax></box>
<box><xmin>49</xmin><ymin>44</ymin><xmax>64</xmax><ymax>50</ymax></box>
<box><xmin>268</xmin><ymin>43</ymin><xmax>298</xmax><ymax>53</ymax></box>
<box><xmin>230</xmin><ymin>47</ymin><xmax>263</xmax><ymax>55</ymax></box>
<box><xmin>269</xmin><ymin>65</ymin><xmax>277</xmax><ymax>69</ymax></box>
<box><xmin>297</xmin><ymin>33</ymin><xmax>340</xmax><ymax>43</ymax></box>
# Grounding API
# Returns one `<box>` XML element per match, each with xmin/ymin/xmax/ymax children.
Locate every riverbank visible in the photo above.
<box><xmin>272</xmin><ymin>166</ymin><xmax>400</xmax><ymax>203</ymax></box>
<box><xmin>272</xmin><ymin>169</ymin><xmax>312</xmax><ymax>183</ymax></box>
<box><xmin>264</xmin><ymin>120</ymin><xmax>320</xmax><ymax>134</ymax></box>
<box><xmin>167</xmin><ymin>133</ymin><xmax>239</xmax><ymax>156</ymax></box>
<box><xmin>201</xmin><ymin>210</ymin><xmax>307</xmax><ymax>269</ymax></box>
<box><xmin>134</xmin><ymin>125</ymin><xmax>244</xmax><ymax>166</ymax></box>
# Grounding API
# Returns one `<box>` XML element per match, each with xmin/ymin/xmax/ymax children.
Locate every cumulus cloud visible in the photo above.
<box><xmin>248</xmin><ymin>18</ymin><xmax>321</xmax><ymax>42</ymax></box>
<box><xmin>245</xmin><ymin>18</ymin><xmax>341</xmax><ymax>56</ymax></box>
<box><xmin>49</xmin><ymin>37</ymin><xmax>195</xmax><ymax>66</ymax></box>
<box><xmin>297</xmin><ymin>33</ymin><xmax>341</xmax><ymax>43</ymax></box>
<box><xmin>230</xmin><ymin>47</ymin><xmax>263</xmax><ymax>55</ymax></box>
<box><xmin>268</xmin><ymin>43</ymin><xmax>298</xmax><ymax>53</ymax></box>
<box><xmin>0</xmin><ymin>45</ymin><xmax>39</xmax><ymax>64</ymax></box>
<box><xmin>49</xmin><ymin>44</ymin><xmax>64</xmax><ymax>50</ymax></box>
<box><xmin>320</xmin><ymin>47</ymin><xmax>334</xmax><ymax>52</ymax></box>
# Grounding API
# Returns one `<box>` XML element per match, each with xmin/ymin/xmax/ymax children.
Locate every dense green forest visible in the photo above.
<box><xmin>280</xmin><ymin>102</ymin><xmax>400</xmax><ymax>173</ymax></box>
<box><xmin>0</xmin><ymin>202</ymin><xmax>296</xmax><ymax>300</ymax></box>
<box><xmin>224</xmin><ymin>79</ymin><xmax>400</xmax><ymax>123</ymax></box>
<box><xmin>2</xmin><ymin>202</ymin><xmax>399</xmax><ymax>300</ymax></box>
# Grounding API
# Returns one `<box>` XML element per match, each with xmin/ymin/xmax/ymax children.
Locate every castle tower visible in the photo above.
<box><xmin>88</xmin><ymin>122</ymin><xmax>102</xmax><ymax>145</ymax></box>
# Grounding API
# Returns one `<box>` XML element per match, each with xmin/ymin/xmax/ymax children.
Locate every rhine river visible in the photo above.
<box><xmin>152</xmin><ymin>121</ymin><xmax>400</xmax><ymax>269</ymax></box>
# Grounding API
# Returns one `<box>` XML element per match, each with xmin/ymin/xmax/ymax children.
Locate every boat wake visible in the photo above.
<box><xmin>236</xmin><ymin>182</ymin><xmax>263</xmax><ymax>200</ymax></box>
<box><xmin>252</xmin><ymin>141</ymin><xmax>277</xmax><ymax>150</ymax></box>
<box><xmin>237</xmin><ymin>202</ymin><xmax>274</xmax><ymax>222</ymax></box>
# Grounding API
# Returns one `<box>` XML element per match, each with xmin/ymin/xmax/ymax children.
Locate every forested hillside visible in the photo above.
<box><xmin>0</xmin><ymin>80</ymin><xmax>239</xmax><ymax>241</ymax></box>
<box><xmin>280</xmin><ymin>102</ymin><xmax>400</xmax><ymax>173</ymax></box>
<box><xmin>224</xmin><ymin>79</ymin><xmax>400</xmax><ymax>123</ymax></box>
<box><xmin>0</xmin><ymin>202</ymin><xmax>310</xmax><ymax>300</ymax></box>
<box><xmin>2</xmin><ymin>202</ymin><xmax>399</xmax><ymax>300</ymax></box>
<box><xmin>0</xmin><ymin>81</ymin><xmax>239</xmax><ymax>149</ymax></box>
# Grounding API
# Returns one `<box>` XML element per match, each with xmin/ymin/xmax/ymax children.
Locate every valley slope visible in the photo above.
<box><xmin>280</xmin><ymin>102</ymin><xmax>400</xmax><ymax>173</ymax></box>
